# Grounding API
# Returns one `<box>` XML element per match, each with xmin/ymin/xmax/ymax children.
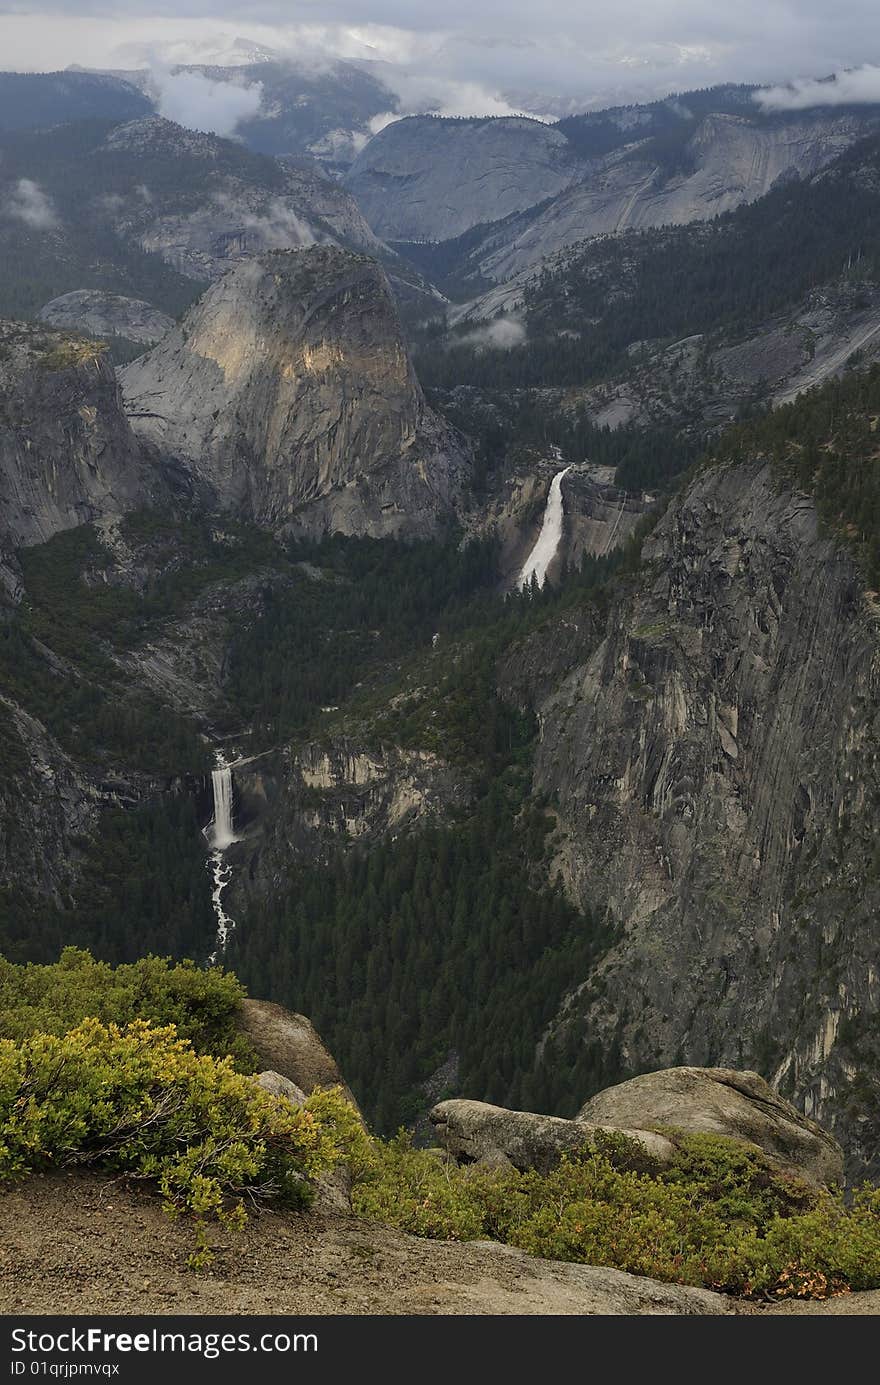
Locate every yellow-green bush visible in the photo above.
<box><xmin>0</xmin><ymin>1017</ymin><xmax>363</xmax><ymax>1264</ymax></box>
<box><xmin>352</xmin><ymin>1132</ymin><xmax>880</xmax><ymax>1300</ymax></box>
<box><xmin>0</xmin><ymin>948</ymin><xmax>254</xmax><ymax>1067</ymax></box>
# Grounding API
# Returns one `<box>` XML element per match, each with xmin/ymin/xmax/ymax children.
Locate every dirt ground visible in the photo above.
<box><xmin>0</xmin><ymin>1171</ymin><xmax>876</xmax><ymax>1316</ymax></box>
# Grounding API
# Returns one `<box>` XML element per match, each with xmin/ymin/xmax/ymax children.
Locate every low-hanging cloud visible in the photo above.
<box><xmin>212</xmin><ymin>192</ymin><xmax>318</xmax><ymax>250</ymax></box>
<box><xmin>4</xmin><ymin>178</ymin><xmax>59</xmax><ymax>230</ymax></box>
<box><xmin>756</xmin><ymin>65</ymin><xmax>880</xmax><ymax>111</ymax></box>
<box><xmin>11</xmin><ymin>6</ymin><xmax>880</xmax><ymax>127</ymax></box>
<box><xmin>459</xmin><ymin>317</ymin><xmax>528</xmax><ymax>351</ymax></box>
<box><xmin>152</xmin><ymin>68</ymin><xmax>264</xmax><ymax>137</ymax></box>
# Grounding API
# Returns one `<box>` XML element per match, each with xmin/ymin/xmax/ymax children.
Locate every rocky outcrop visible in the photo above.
<box><xmin>579</xmin><ymin>1068</ymin><xmax>844</xmax><ymax>1187</ymax></box>
<box><xmin>345</xmin><ymin>115</ymin><xmax>584</xmax><ymax>243</ymax></box>
<box><xmin>429</xmin><ymin>111</ymin><xmax>879</xmax><ymax>290</ymax></box>
<box><xmin>527</xmin><ymin>459</ymin><xmax>880</xmax><ymax>1172</ymax></box>
<box><xmin>37</xmin><ymin>291</ymin><xmax>174</xmax><ymax>346</ymax></box>
<box><xmin>0</xmin><ymin>323</ymin><xmax>162</xmax><ymax>571</ymax></box>
<box><xmin>38</xmin><ymin>291</ymin><xmax>174</xmax><ymax>346</ymax></box>
<box><xmin>475</xmin><ymin>113</ymin><xmax>873</xmax><ymax>283</ymax></box>
<box><xmin>430</xmin><ymin>1099</ymin><xmax>676</xmax><ymax>1174</ymax></box>
<box><xmin>120</xmin><ymin>247</ymin><xmax>468</xmax><ymax>537</ymax></box>
<box><xmin>254</xmin><ymin>1069</ymin><xmax>307</xmax><ymax>1104</ymax></box>
<box><xmin>238</xmin><ymin>998</ymin><xmax>361</xmax><ymax>1115</ymax></box>
<box><xmin>570</xmin><ymin>281</ymin><xmax>880</xmax><ymax>436</ymax></box>
<box><xmin>0</xmin><ymin>694</ymin><xmax>96</xmax><ymax>913</ymax></box>
<box><xmin>432</xmin><ymin>1066</ymin><xmax>842</xmax><ymax>1186</ymax></box>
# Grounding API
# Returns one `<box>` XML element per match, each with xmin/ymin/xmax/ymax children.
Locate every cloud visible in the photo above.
<box><xmin>6</xmin><ymin>5</ymin><xmax>880</xmax><ymax>123</ymax></box>
<box><xmin>4</xmin><ymin>178</ymin><xmax>59</xmax><ymax>229</ymax></box>
<box><xmin>375</xmin><ymin>71</ymin><xmax>544</xmax><ymax>120</ymax></box>
<box><xmin>151</xmin><ymin>67</ymin><xmax>264</xmax><ymax>136</ymax></box>
<box><xmin>459</xmin><ymin>317</ymin><xmax>527</xmax><ymax>350</ymax></box>
<box><xmin>213</xmin><ymin>192</ymin><xmax>318</xmax><ymax>249</ymax></box>
<box><xmin>756</xmin><ymin>65</ymin><xmax>880</xmax><ymax>112</ymax></box>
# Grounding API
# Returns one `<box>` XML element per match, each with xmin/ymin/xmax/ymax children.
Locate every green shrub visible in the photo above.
<box><xmin>0</xmin><ymin>948</ymin><xmax>255</xmax><ymax>1068</ymax></box>
<box><xmin>352</xmin><ymin>1131</ymin><xmax>880</xmax><ymax>1300</ymax></box>
<box><xmin>0</xmin><ymin>1018</ymin><xmax>363</xmax><ymax>1265</ymax></box>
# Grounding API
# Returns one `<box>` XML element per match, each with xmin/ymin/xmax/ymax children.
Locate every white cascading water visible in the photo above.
<box><xmin>518</xmin><ymin>466</ymin><xmax>571</xmax><ymax>590</ymax></box>
<box><xmin>205</xmin><ymin>752</ymin><xmax>238</xmax><ymax>957</ymax></box>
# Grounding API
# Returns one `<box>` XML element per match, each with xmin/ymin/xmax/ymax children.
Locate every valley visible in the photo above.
<box><xmin>3</xmin><ymin>44</ymin><xmax>880</xmax><ymax>1316</ymax></box>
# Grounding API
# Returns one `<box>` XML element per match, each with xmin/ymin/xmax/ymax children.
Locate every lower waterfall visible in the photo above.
<box><xmin>518</xmin><ymin>466</ymin><xmax>572</xmax><ymax>590</ymax></box>
<box><xmin>205</xmin><ymin>752</ymin><xmax>238</xmax><ymax>958</ymax></box>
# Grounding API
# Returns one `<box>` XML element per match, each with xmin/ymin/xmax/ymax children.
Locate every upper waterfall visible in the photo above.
<box><xmin>518</xmin><ymin>466</ymin><xmax>571</xmax><ymax>590</ymax></box>
<box><xmin>209</xmin><ymin>762</ymin><xmax>236</xmax><ymax>850</ymax></box>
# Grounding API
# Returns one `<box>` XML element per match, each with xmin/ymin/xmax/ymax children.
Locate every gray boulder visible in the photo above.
<box><xmin>239</xmin><ymin>998</ymin><xmax>359</xmax><ymax>1109</ymax></box>
<box><xmin>578</xmin><ymin>1067</ymin><xmax>844</xmax><ymax>1188</ymax></box>
<box><xmin>431</xmin><ymin>1066</ymin><xmax>844</xmax><ymax>1188</ymax></box>
<box><xmin>254</xmin><ymin>1069</ymin><xmax>307</xmax><ymax>1104</ymax></box>
<box><xmin>430</xmin><ymin>1099</ymin><xmax>675</xmax><ymax>1175</ymax></box>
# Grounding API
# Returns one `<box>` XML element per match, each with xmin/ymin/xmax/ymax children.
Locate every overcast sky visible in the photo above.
<box><xmin>3</xmin><ymin>2</ymin><xmax>880</xmax><ymax>116</ymax></box>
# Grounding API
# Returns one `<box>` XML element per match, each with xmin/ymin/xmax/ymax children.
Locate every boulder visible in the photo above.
<box><xmin>578</xmin><ymin>1067</ymin><xmax>844</xmax><ymax>1188</ymax></box>
<box><xmin>254</xmin><ymin>1069</ymin><xmax>307</xmax><ymax>1104</ymax></box>
<box><xmin>238</xmin><ymin>998</ymin><xmax>361</xmax><ymax>1115</ymax></box>
<box><xmin>429</xmin><ymin>1099</ymin><xmax>675</xmax><ymax>1175</ymax></box>
<box><xmin>431</xmin><ymin>1067</ymin><xmax>844</xmax><ymax>1188</ymax></box>
<box><xmin>251</xmin><ymin>1067</ymin><xmax>352</xmax><ymax>1214</ymax></box>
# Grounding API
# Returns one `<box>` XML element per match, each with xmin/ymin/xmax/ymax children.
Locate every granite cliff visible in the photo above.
<box><xmin>345</xmin><ymin>115</ymin><xmax>584</xmax><ymax>242</ymax></box>
<box><xmin>518</xmin><ymin>459</ymin><xmax>880</xmax><ymax>1173</ymax></box>
<box><xmin>120</xmin><ymin>246</ymin><xmax>468</xmax><ymax>537</ymax></box>
<box><xmin>0</xmin><ymin>322</ymin><xmax>161</xmax><ymax>588</ymax></box>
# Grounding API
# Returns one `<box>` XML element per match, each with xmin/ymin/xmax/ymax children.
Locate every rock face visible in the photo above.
<box><xmin>238</xmin><ymin>998</ymin><xmax>361</xmax><ymax>1115</ymax></box>
<box><xmin>0</xmin><ymin>694</ymin><xmax>96</xmax><ymax>915</ymax></box>
<box><xmin>579</xmin><ymin>1068</ymin><xmax>844</xmax><ymax>1187</ymax></box>
<box><xmin>38</xmin><ymin>291</ymin><xmax>174</xmax><ymax>346</ymax></box>
<box><xmin>396</xmin><ymin>108</ymin><xmax>879</xmax><ymax>298</ymax></box>
<box><xmin>527</xmin><ymin>459</ymin><xmax>880</xmax><ymax>1172</ymax></box>
<box><xmin>345</xmin><ymin>115</ymin><xmax>584</xmax><ymax>242</ymax></box>
<box><xmin>0</xmin><ymin>323</ymin><xmax>161</xmax><ymax>564</ymax></box>
<box><xmin>120</xmin><ymin>247</ymin><xmax>468</xmax><ymax>537</ymax></box>
<box><xmin>234</xmin><ymin>737</ymin><xmax>470</xmax><ymax>891</ymax></box>
<box><xmin>432</xmin><ymin>1066</ymin><xmax>843</xmax><ymax>1186</ymax></box>
<box><xmin>470</xmin><ymin>113</ymin><xmax>873</xmax><ymax>283</ymax></box>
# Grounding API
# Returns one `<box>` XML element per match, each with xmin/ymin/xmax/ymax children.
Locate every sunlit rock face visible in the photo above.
<box><xmin>120</xmin><ymin>246</ymin><xmax>468</xmax><ymax>537</ymax></box>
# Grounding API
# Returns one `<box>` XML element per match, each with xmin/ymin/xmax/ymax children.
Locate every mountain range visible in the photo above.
<box><xmin>3</xmin><ymin>63</ymin><xmax>880</xmax><ymax>1196</ymax></box>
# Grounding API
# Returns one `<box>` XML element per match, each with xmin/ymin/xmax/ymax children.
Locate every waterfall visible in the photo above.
<box><xmin>518</xmin><ymin>466</ymin><xmax>571</xmax><ymax>590</ymax></box>
<box><xmin>205</xmin><ymin>752</ymin><xmax>238</xmax><ymax>958</ymax></box>
<box><xmin>209</xmin><ymin>764</ymin><xmax>236</xmax><ymax>850</ymax></box>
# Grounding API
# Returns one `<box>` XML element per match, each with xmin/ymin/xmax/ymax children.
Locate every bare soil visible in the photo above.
<box><xmin>1</xmin><ymin>1172</ymin><xmax>877</xmax><ymax>1315</ymax></box>
<box><xmin>0</xmin><ymin>1170</ymin><xmax>722</xmax><ymax>1316</ymax></box>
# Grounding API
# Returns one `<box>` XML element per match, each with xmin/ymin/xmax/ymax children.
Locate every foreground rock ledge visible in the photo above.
<box><xmin>431</xmin><ymin>1066</ymin><xmax>844</xmax><ymax>1188</ymax></box>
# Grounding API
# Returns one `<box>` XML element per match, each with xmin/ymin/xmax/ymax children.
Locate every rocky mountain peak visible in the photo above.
<box><xmin>120</xmin><ymin>246</ymin><xmax>468</xmax><ymax>536</ymax></box>
<box><xmin>102</xmin><ymin>115</ymin><xmax>227</xmax><ymax>159</ymax></box>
